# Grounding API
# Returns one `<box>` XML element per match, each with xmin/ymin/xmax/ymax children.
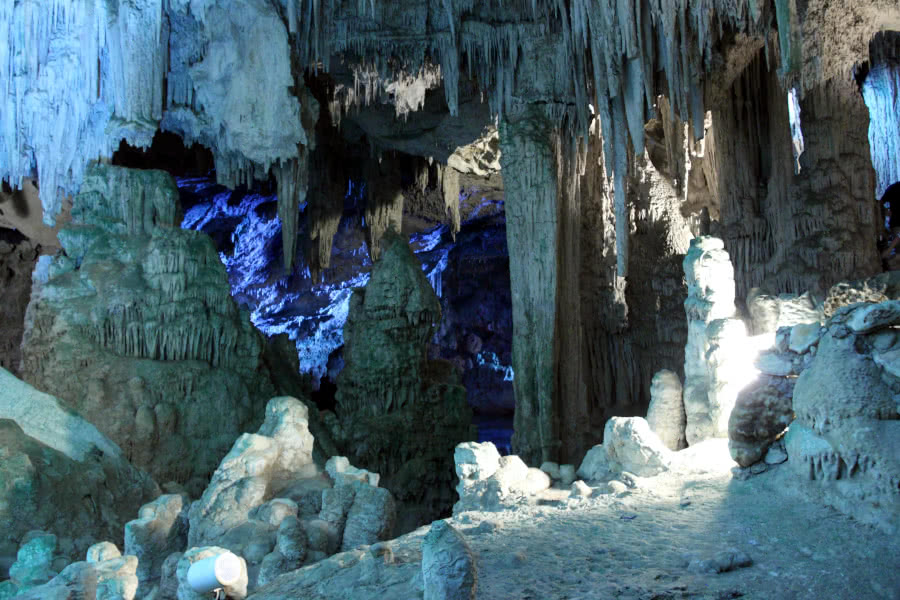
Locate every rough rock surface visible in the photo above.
<box><xmin>0</xmin><ymin>373</ymin><xmax>158</xmax><ymax>559</ymax></box>
<box><xmin>19</xmin><ymin>165</ymin><xmax>278</xmax><ymax>489</ymax></box>
<box><xmin>422</xmin><ymin>520</ymin><xmax>477</xmax><ymax>600</ymax></box>
<box><xmin>341</xmin><ymin>485</ymin><xmax>397</xmax><ymax>552</ymax></box>
<box><xmin>8</xmin><ymin>532</ymin><xmax>58</xmax><ymax>593</ymax></box>
<box><xmin>786</xmin><ymin>300</ymin><xmax>900</xmax><ymax>532</ymax></box>
<box><xmin>823</xmin><ymin>271</ymin><xmax>900</xmax><ymax>318</ymax></box>
<box><xmin>333</xmin><ymin>230</ymin><xmax>473</xmax><ymax>532</ymax></box>
<box><xmin>0</xmin><ymin>237</ymin><xmax>40</xmax><ymax>376</ymax></box>
<box><xmin>746</xmin><ymin>290</ymin><xmax>823</xmax><ymax>336</ymax></box>
<box><xmin>646</xmin><ymin>370</ymin><xmax>686</xmax><ymax>451</ymax></box>
<box><xmin>124</xmin><ymin>494</ymin><xmax>188</xmax><ymax>585</ymax></box>
<box><xmin>577</xmin><ymin>417</ymin><xmax>676</xmax><ymax>481</ymax></box>
<box><xmin>728</xmin><ymin>377</ymin><xmax>795</xmax><ymax>467</ymax></box>
<box><xmin>15</xmin><ymin>555</ymin><xmax>140</xmax><ymax>600</ymax></box>
<box><xmin>246</xmin><ymin>438</ymin><xmax>900</xmax><ymax>600</ymax></box>
<box><xmin>188</xmin><ymin>396</ymin><xmax>316</xmax><ymax>548</ymax></box>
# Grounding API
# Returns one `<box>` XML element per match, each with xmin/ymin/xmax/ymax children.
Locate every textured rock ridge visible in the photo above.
<box><xmin>20</xmin><ymin>165</ymin><xmax>278</xmax><ymax>490</ymax></box>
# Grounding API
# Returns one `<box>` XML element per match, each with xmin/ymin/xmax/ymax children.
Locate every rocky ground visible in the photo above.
<box><xmin>253</xmin><ymin>440</ymin><xmax>900</xmax><ymax>600</ymax></box>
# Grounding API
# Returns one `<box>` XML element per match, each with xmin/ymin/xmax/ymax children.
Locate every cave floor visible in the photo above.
<box><xmin>252</xmin><ymin>440</ymin><xmax>900</xmax><ymax>600</ymax></box>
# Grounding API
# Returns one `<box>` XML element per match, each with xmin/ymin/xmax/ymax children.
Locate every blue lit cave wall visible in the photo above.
<box><xmin>176</xmin><ymin>166</ymin><xmax>515</xmax><ymax>453</ymax></box>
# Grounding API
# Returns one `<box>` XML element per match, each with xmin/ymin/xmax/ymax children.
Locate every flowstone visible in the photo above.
<box><xmin>19</xmin><ymin>165</ymin><xmax>278</xmax><ymax>489</ymax></box>
<box><xmin>786</xmin><ymin>300</ymin><xmax>900</xmax><ymax>533</ymax></box>
<box><xmin>334</xmin><ymin>230</ymin><xmax>474</xmax><ymax>532</ymax></box>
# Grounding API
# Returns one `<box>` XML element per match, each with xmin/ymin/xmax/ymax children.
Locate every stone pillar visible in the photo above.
<box><xmin>499</xmin><ymin>107</ymin><xmax>560</xmax><ymax>465</ymax></box>
<box><xmin>682</xmin><ymin>236</ymin><xmax>737</xmax><ymax>445</ymax></box>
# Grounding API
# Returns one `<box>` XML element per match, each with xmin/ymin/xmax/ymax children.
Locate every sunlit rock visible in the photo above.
<box><xmin>682</xmin><ymin>237</ymin><xmax>738</xmax><ymax>445</ymax></box>
<box><xmin>728</xmin><ymin>376</ymin><xmax>795</xmax><ymax>467</ymax></box>
<box><xmin>187</xmin><ymin>396</ymin><xmax>316</xmax><ymax>548</ymax></box>
<box><xmin>124</xmin><ymin>494</ymin><xmax>188</xmax><ymax>585</ymax></box>
<box><xmin>646</xmin><ymin>370</ymin><xmax>686</xmax><ymax>451</ymax></box>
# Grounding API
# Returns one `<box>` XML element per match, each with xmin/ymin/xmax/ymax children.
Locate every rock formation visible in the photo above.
<box><xmin>186</xmin><ymin>396</ymin><xmax>396</xmax><ymax>594</ymax></box>
<box><xmin>646</xmin><ymin>370</ymin><xmax>686</xmax><ymax>451</ymax></box>
<box><xmin>334</xmin><ymin>230</ymin><xmax>473</xmax><ymax>531</ymax></box>
<box><xmin>0</xmin><ymin>236</ymin><xmax>40</xmax><ymax>376</ymax></box>
<box><xmin>728</xmin><ymin>377</ymin><xmax>796</xmax><ymax>467</ymax></box>
<box><xmin>682</xmin><ymin>237</ymin><xmax>739</xmax><ymax>445</ymax></box>
<box><xmin>577</xmin><ymin>417</ymin><xmax>674</xmax><ymax>480</ymax></box>
<box><xmin>19</xmin><ymin>165</ymin><xmax>279</xmax><ymax>490</ymax></box>
<box><xmin>0</xmin><ymin>369</ymin><xmax>159</xmax><ymax>563</ymax></box>
<box><xmin>422</xmin><ymin>521</ymin><xmax>478</xmax><ymax>600</ymax></box>
<box><xmin>786</xmin><ymin>299</ymin><xmax>900</xmax><ymax>533</ymax></box>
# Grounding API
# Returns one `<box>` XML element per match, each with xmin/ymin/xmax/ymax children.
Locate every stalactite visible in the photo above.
<box><xmin>440</xmin><ymin>165</ymin><xmax>462</xmax><ymax>240</ymax></box>
<box><xmin>274</xmin><ymin>155</ymin><xmax>310</xmax><ymax>272</ymax></box>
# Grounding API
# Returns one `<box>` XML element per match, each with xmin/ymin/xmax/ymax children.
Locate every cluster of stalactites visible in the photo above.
<box><xmin>0</xmin><ymin>0</ymin><xmax>167</xmax><ymax>224</ymax></box>
<box><xmin>282</xmin><ymin>0</ymin><xmax>791</xmax><ymax>214</ymax></box>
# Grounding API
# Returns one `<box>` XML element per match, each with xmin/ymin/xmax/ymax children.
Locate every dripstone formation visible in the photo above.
<box><xmin>334</xmin><ymin>230</ymin><xmax>474</xmax><ymax>532</ymax></box>
<box><xmin>19</xmin><ymin>165</ymin><xmax>279</xmax><ymax>491</ymax></box>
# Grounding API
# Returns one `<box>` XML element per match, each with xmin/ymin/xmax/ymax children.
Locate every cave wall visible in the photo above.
<box><xmin>707</xmin><ymin>51</ymin><xmax>881</xmax><ymax>303</ymax></box>
<box><xmin>0</xmin><ymin>234</ymin><xmax>39</xmax><ymax>376</ymax></box>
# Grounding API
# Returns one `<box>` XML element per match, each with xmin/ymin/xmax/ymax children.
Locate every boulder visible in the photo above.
<box><xmin>9</xmin><ymin>532</ymin><xmax>58</xmax><ymax>592</ymax></box>
<box><xmin>124</xmin><ymin>494</ymin><xmax>188</xmax><ymax>584</ymax></box>
<box><xmin>558</xmin><ymin>464</ymin><xmax>576</xmax><ymax>487</ymax></box>
<box><xmin>728</xmin><ymin>377</ymin><xmax>795</xmax><ymax>467</ymax></box>
<box><xmin>250</xmin><ymin>498</ymin><xmax>299</xmax><ymax>528</ymax></box>
<box><xmin>341</xmin><ymin>485</ymin><xmax>397</xmax><ymax>551</ymax></box>
<box><xmin>454</xmin><ymin>442</ymin><xmax>501</xmax><ymax>497</ymax></box>
<box><xmin>788</xmin><ymin>323</ymin><xmax>822</xmax><ymax>354</ymax></box>
<box><xmin>86</xmin><ymin>542</ymin><xmax>122</xmax><ymax>564</ymax></box>
<box><xmin>646</xmin><ymin>370</ymin><xmax>686</xmax><ymax>451</ymax></box>
<box><xmin>14</xmin><ymin>554</ymin><xmax>139</xmax><ymax>600</ymax></box>
<box><xmin>576</xmin><ymin>445</ymin><xmax>611</xmax><ymax>482</ymax></box>
<box><xmin>422</xmin><ymin>521</ymin><xmax>477</xmax><ymax>600</ymax></box>
<box><xmin>319</xmin><ymin>484</ymin><xmax>358</xmax><ymax>539</ymax></box>
<box><xmin>256</xmin><ymin>550</ymin><xmax>299</xmax><ymax>588</ymax></box>
<box><xmin>602</xmin><ymin>417</ymin><xmax>672</xmax><ymax>477</ymax></box>
<box><xmin>275</xmin><ymin>516</ymin><xmax>308</xmax><ymax>563</ymax></box>
<box><xmin>188</xmin><ymin>396</ymin><xmax>316</xmax><ymax>548</ymax></box>
<box><xmin>325</xmin><ymin>456</ymin><xmax>380</xmax><ymax>487</ymax></box>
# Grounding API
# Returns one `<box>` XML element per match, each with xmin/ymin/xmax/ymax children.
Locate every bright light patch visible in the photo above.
<box><xmin>787</xmin><ymin>87</ymin><xmax>805</xmax><ymax>174</ymax></box>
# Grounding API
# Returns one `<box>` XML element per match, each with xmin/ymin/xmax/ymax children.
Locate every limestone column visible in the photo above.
<box><xmin>499</xmin><ymin>107</ymin><xmax>560</xmax><ymax>466</ymax></box>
